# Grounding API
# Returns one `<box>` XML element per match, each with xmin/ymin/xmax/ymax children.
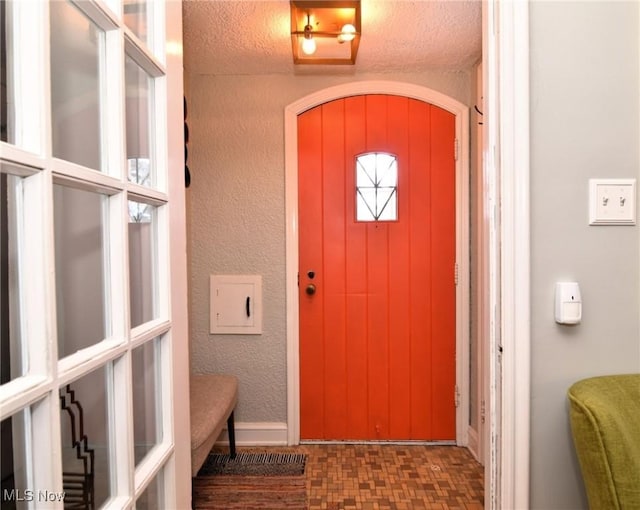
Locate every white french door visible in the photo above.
<box><xmin>0</xmin><ymin>0</ymin><xmax>190</xmax><ymax>508</ymax></box>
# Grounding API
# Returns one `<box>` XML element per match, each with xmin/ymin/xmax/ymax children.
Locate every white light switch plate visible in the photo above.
<box><xmin>589</xmin><ymin>179</ymin><xmax>636</xmax><ymax>225</ymax></box>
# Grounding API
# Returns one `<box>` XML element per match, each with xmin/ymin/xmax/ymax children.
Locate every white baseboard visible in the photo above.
<box><xmin>467</xmin><ymin>427</ymin><xmax>481</xmax><ymax>463</ymax></box>
<box><xmin>216</xmin><ymin>422</ymin><xmax>289</xmax><ymax>446</ymax></box>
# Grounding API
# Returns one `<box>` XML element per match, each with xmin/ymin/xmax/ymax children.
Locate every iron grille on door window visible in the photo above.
<box><xmin>355</xmin><ymin>152</ymin><xmax>398</xmax><ymax>221</ymax></box>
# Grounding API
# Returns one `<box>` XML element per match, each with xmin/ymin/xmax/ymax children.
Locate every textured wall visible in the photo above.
<box><xmin>529</xmin><ymin>2</ymin><xmax>640</xmax><ymax>508</ymax></box>
<box><xmin>186</xmin><ymin>72</ymin><xmax>471</xmax><ymax>424</ymax></box>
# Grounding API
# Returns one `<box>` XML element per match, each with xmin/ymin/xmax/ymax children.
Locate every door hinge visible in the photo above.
<box><xmin>454</xmin><ymin>138</ymin><xmax>459</xmax><ymax>161</ymax></box>
<box><xmin>481</xmin><ymin>399</ymin><xmax>486</xmax><ymax>424</ymax></box>
<box><xmin>454</xmin><ymin>385</ymin><xmax>460</xmax><ymax>408</ymax></box>
<box><xmin>454</xmin><ymin>262</ymin><xmax>459</xmax><ymax>285</ymax></box>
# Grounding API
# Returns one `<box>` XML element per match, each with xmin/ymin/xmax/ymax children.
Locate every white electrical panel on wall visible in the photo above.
<box><xmin>210</xmin><ymin>275</ymin><xmax>263</xmax><ymax>334</ymax></box>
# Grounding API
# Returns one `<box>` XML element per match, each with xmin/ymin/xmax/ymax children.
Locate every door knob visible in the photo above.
<box><xmin>305</xmin><ymin>284</ymin><xmax>316</xmax><ymax>295</ymax></box>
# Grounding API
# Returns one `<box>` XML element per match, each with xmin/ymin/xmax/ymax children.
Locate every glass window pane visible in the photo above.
<box><xmin>1</xmin><ymin>0</ymin><xmax>14</xmax><ymax>144</ymax></box>
<box><xmin>126</xmin><ymin>55</ymin><xmax>154</xmax><ymax>187</ymax></box>
<box><xmin>378</xmin><ymin>189</ymin><xmax>397</xmax><ymax>221</ymax></box>
<box><xmin>0</xmin><ymin>172</ymin><xmax>25</xmax><ymax>384</ymax></box>
<box><xmin>60</xmin><ymin>366</ymin><xmax>111</xmax><ymax>509</ymax></box>
<box><xmin>355</xmin><ymin>152</ymin><xmax>398</xmax><ymax>222</ymax></box>
<box><xmin>1</xmin><ymin>408</ymin><xmax>29</xmax><ymax>509</ymax></box>
<box><xmin>356</xmin><ymin>165</ymin><xmax>372</xmax><ymax>188</ymax></box>
<box><xmin>124</xmin><ymin>0</ymin><xmax>149</xmax><ymax>44</ymax></box>
<box><xmin>378</xmin><ymin>158</ymin><xmax>398</xmax><ymax>187</ymax></box>
<box><xmin>356</xmin><ymin>188</ymin><xmax>376</xmax><ymax>221</ymax></box>
<box><xmin>129</xmin><ymin>201</ymin><xmax>156</xmax><ymax>327</ymax></box>
<box><xmin>50</xmin><ymin>0</ymin><xmax>104</xmax><ymax>171</ymax></box>
<box><xmin>128</xmin><ymin>157</ymin><xmax>151</xmax><ymax>188</ymax></box>
<box><xmin>54</xmin><ymin>185</ymin><xmax>107</xmax><ymax>359</ymax></box>
<box><xmin>135</xmin><ymin>470</ymin><xmax>164</xmax><ymax>510</ymax></box>
<box><xmin>132</xmin><ymin>338</ymin><xmax>161</xmax><ymax>465</ymax></box>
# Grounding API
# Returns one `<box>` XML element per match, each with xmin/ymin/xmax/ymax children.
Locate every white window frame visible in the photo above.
<box><xmin>0</xmin><ymin>0</ymin><xmax>190</xmax><ymax>507</ymax></box>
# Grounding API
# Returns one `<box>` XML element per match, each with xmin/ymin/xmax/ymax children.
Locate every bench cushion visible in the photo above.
<box><xmin>190</xmin><ymin>374</ymin><xmax>238</xmax><ymax>475</ymax></box>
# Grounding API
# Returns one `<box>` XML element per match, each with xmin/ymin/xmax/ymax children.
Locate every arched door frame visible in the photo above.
<box><xmin>284</xmin><ymin>1</ymin><xmax>531</xmax><ymax>507</ymax></box>
<box><xmin>284</xmin><ymin>81</ymin><xmax>470</xmax><ymax>448</ymax></box>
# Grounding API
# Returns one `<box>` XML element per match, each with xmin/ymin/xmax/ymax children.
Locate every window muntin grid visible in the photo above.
<box><xmin>1</xmin><ymin>1</ymin><xmax>178</xmax><ymax>507</ymax></box>
<box><xmin>135</xmin><ymin>468</ymin><xmax>164</xmax><ymax>509</ymax></box>
<box><xmin>355</xmin><ymin>152</ymin><xmax>398</xmax><ymax>222</ymax></box>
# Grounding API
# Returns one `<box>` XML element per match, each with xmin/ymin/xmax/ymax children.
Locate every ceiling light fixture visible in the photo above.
<box><xmin>338</xmin><ymin>23</ymin><xmax>356</xmax><ymax>43</ymax></box>
<box><xmin>290</xmin><ymin>0</ymin><xmax>361</xmax><ymax>65</ymax></box>
<box><xmin>301</xmin><ymin>13</ymin><xmax>317</xmax><ymax>55</ymax></box>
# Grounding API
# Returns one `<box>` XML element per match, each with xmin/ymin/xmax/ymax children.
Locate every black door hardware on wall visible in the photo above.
<box><xmin>184</xmin><ymin>96</ymin><xmax>191</xmax><ymax>188</ymax></box>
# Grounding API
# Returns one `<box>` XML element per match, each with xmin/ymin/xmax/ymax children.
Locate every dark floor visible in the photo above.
<box><xmin>222</xmin><ymin>444</ymin><xmax>484</xmax><ymax>509</ymax></box>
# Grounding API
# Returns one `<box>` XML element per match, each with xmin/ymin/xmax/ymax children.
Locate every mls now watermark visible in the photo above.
<box><xmin>3</xmin><ymin>489</ymin><xmax>66</xmax><ymax>502</ymax></box>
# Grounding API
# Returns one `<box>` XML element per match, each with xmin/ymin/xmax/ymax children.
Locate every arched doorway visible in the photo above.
<box><xmin>284</xmin><ymin>81</ymin><xmax>470</xmax><ymax>445</ymax></box>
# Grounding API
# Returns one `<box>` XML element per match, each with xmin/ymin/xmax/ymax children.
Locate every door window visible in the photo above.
<box><xmin>135</xmin><ymin>469</ymin><xmax>164</xmax><ymax>509</ymax></box>
<box><xmin>129</xmin><ymin>200</ymin><xmax>157</xmax><ymax>327</ymax></box>
<box><xmin>125</xmin><ymin>54</ymin><xmax>155</xmax><ymax>188</ymax></box>
<box><xmin>355</xmin><ymin>152</ymin><xmax>398</xmax><ymax>221</ymax></box>
<box><xmin>0</xmin><ymin>170</ymin><xmax>26</xmax><ymax>384</ymax></box>
<box><xmin>124</xmin><ymin>0</ymin><xmax>151</xmax><ymax>45</ymax></box>
<box><xmin>59</xmin><ymin>366</ymin><xmax>111</xmax><ymax>508</ymax></box>
<box><xmin>53</xmin><ymin>183</ymin><xmax>109</xmax><ymax>359</ymax></box>
<box><xmin>132</xmin><ymin>337</ymin><xmax>162</xmax><ymax>465</ymax></box>
<box><xmin>50</xmin><ymin>0</ymin><xmax>105</xmax><ymax>172</ymax></box>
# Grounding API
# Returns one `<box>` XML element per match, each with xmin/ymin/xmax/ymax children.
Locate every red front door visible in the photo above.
<box><xmin>298</xmin><ymin>94</ymin><xmax>456</xmax><ymax>440</ymax></box>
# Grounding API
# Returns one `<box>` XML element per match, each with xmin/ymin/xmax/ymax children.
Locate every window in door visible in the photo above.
<box><xmin>355</xmin><ymin>152</ymin><xmax>398</xmax><ymax>221</ymax></box>
<box><xmin>50</xmin><ymin>0</ymin><xmax>105</xmax><ymax>172</ymax></box>
<box><xmin>125</xmin><ymin>53</ymin><xmax>155</xmax><ymax>188</ymax></box>
<box><xmin>132</xmin><ymin>337</ymin><xmax>162</xmax><ymax>465</ymax></box>
<box><xmin>53</xmin><ymin>183</ymin><xmax>109</xmax><ymax>360</ymax></box>
<box><xmin>0</xmin><ymin>169</ymin><xmax>26</xmax><ymax>385</ymax></box>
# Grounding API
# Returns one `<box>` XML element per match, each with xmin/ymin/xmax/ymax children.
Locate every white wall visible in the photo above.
<box><xmin>186</xmin><ymin>71</ymin><xmax>472</xmax><ymax>425</ymax></box>
<box><xmin>529</xmin><ymin>2</ymin><xmax>640</xmax><ymax>508</ymax></box>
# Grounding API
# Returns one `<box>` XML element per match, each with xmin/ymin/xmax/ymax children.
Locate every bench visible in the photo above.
<box><xmin>190</xmin><ymin>374</ymin><xmax>238</xmax><ymax>477</ymax></box>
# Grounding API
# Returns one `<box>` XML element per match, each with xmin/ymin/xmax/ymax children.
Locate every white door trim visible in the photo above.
<box><xmin>284</xmin><ymin>80</ymin><xmax>470</xmax><ymax>446</ymax></box>
<box><xmin>498</xmin><ymin>1</ymin><xmax>531</xmax><ymax>508</ymax></box>
<box><xmin>483</xmin><ymin>1</ymin><xmax>531</xmax><ymax>508</ymax></box>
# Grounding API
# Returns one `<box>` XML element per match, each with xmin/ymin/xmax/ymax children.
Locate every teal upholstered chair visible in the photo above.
<box><xmin>568</xmin><ymin>374</ymin><xmax>640</xmax><ymax>509</ymax></box>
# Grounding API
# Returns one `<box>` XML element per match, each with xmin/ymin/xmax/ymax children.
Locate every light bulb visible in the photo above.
<box><xmin>301</xmin><ymin>36</ymin><xmax>316</xmax><ymax>55</ymax></box>
<box><xmin>338</xmin><ymin>23</ymin><xmax>356</xmax><ymax>43</ymax></box>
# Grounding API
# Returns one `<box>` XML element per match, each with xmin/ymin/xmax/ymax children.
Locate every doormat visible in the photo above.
<box><xmin>197</xmin><ymin>452</ymin><xmax>307</xmax><ymax>477</ymax></box>
<box><xmin>192</xmin><ymin>474</ymin><xmax>307</xmax><ymax>509</ymax></box>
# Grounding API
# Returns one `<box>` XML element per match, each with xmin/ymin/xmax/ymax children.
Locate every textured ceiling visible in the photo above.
<box><xmin>183</xmin><ymin>0</ymin><xmax>482</xmax><ymax>76</ymax></box>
